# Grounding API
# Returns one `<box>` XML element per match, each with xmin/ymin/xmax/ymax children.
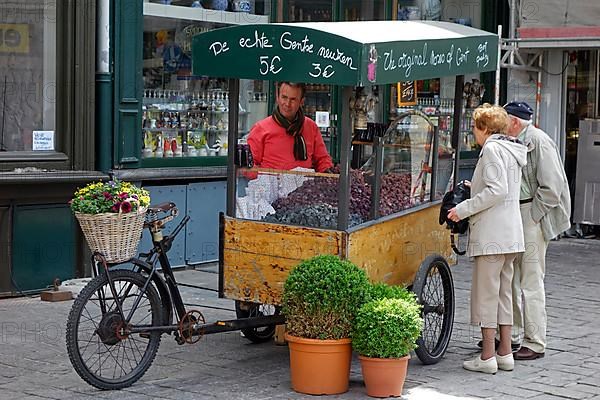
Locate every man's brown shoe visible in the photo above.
<box><xmin>513</xmin><ymin>346</ymin><xmax>544</xmax><ymax>360</ymax></box>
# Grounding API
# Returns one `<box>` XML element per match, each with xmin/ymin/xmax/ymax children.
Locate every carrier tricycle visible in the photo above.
<box><xmin>66</xmin><ymin>20</ymin><xmax>498</xmax><ymax>389</ymax></box>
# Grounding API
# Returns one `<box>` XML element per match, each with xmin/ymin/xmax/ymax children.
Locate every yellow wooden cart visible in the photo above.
<box><xmin>192</xmin><ymin>20</ymin><xmax>499</xmax><ymax>364</ymax></box>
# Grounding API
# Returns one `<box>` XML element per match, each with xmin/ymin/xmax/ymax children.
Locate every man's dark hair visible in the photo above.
<box><xmin>277</xmin><ymin>81</ymin><xmax>306</xmax><ymax>98</ymax></box>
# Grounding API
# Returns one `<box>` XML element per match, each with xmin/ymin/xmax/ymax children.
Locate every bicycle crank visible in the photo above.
<box><xmin>178</xmin><ymin>309</ymin><xmax>205</xmax><ymax>344</ymax></box>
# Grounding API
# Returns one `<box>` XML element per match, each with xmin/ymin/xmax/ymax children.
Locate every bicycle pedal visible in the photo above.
<box><xmin>174</xmin><ymin>333</ymin><xmax>186</xmax><ymax>345</ymax></box>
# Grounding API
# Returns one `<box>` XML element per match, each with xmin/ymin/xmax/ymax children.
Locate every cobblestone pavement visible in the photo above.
<box><xmin>1</xmin><ymin>238</ymin><xmax>599</xmax><ymax>399</ymax></box>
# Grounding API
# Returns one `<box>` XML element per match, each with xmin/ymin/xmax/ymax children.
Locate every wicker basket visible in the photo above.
<box><xmin>75</xmin><ymin>207</ymin><xmax>146</xmax><ymax>263</ymax></box>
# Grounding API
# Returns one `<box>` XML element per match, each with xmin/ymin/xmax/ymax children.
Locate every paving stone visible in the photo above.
<box><xmin>572</xmin><ymin>384</ymin><xmax>600</xmax><ymax>396</ymax></box>
<box><xmin>516</xmin><ymin>381</ymin><xmax>594</xmax><ymax>399</ymax></box>
<box><xmin>530</xmin><ymin>395</ymin><xmax>582</xmax><ymax>400</ymax></box>
<box><xmin>496</xmin><ymin>384</ymin><xmax>540</xmax><ymax>398</ymax></box>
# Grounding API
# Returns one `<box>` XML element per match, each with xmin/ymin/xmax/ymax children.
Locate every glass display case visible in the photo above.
<box><xmin>234</xmin><ymin>107</ymin><xmax>455</xmax><ymax>229</ymax></box>
<box><xmin>235</xmin><ymin>168</ymin><xmax>343</xmax><ymax>228</ymax></box>
<box><xmin>349</xmin><ymin>84</ymin><xmax>383</xmax><ymax>168</ymax></box>
<box><xmin>390</xmin><ymin>76</ymin><xmax>481</xmax><ymax>156</ymax></box>
<box><xmin>141</xmin><ymin>1</ymin><xmax>270</xmax><ymax>163</ymax></box>
<box><xmin>360</xmin><ymin>110</ymin><xmax>454</xmax><ymax>211</ymax></box>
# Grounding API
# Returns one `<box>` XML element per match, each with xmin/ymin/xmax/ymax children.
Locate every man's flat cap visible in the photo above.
<box><xmin>504</xmin><ymin>101</ymin><xmax>533</xmax><ymax>120</ymax></box>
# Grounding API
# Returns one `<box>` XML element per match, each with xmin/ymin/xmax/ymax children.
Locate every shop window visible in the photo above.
<box><xmin>565</xmin><ymin>50</ymin><xmax>597</xmax><ymax>204</ymax></box>
<box><xmin>141</xmin><ymin>1</ymin><xmax>271</xmax><ymax>164</ymax></box>
<box><xmin>340</xmin><ymin>0</ymin><xmax>386</xmax><ymax>21</ymax></box>
<box><xmin>398</xmin><ymin>0</ymin><xmax>442</xmax><ymax>22</ymax></box>
<box><xmin>287</xmin><ymin>0</ymin><xmax>332</xmax><ymax>22</ymax></box>
<box><xmin>0</xmin><ymin>2</ymin><xmax>56</xmax><ymax>153</ymax></box>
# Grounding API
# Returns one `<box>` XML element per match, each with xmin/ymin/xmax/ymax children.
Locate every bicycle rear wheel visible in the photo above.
<box><xmin>66</xmin><ymin>269</ymin><xmax>163</xmax><ymax>390</ymax></box>
<box><xmin>235</xmin><ymin>301</ymin><xmax>280</xmax><ymax>343</ymax></box>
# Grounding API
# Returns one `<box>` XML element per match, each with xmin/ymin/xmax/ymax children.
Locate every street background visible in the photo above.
<box><xmin>1</xmin><ymin>238</ymin><xmax>599</xmax><ymax>400</ymax></box>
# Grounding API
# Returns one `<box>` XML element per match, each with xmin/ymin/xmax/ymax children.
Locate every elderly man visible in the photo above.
<box><xmin>504</xmin><ymin>101</ymin><xmax>571</xmax><ymax>360</ymax></box>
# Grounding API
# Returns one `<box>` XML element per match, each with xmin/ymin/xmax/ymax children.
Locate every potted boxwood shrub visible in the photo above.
<box><xmin>353</xmin><ymin>284</ymin><xmax>423</xmax><ymax>398</ymax></box>
<box><xmin>282</xmin><ymin>255</ymin><xmax>370</xmax><ymax>395</ymax></box>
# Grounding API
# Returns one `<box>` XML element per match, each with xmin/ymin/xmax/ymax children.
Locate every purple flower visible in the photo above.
<box><xmin>112</xmin><ymin>204</ymin><xmax>120</xmax><ymax>212</ymax></box>
<box><xmin>103</xmin><ymin>192</ymin><xmax>112</xmax><ymax>199</ymax></box>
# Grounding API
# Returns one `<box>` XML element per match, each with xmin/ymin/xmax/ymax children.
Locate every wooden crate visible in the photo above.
<box><xmin>221</xmin><ymin>217</ymin><xmax>344</xmax><ymax>305</ymax></box>
<box><xmin>347</xmin><ymin>204</ymin><xmax>456</xmax><ymax>286</ymax></box>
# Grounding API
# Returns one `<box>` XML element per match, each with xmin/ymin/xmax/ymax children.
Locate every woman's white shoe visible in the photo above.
<box><xmin>496</xmin><ymin>353</ymin><xmax>514</xmax><ymax>371</ymax></box>
<box><xmin>463</xmin><ymin>355</ymin><xmax>498</xmax><ymax>374</ymax></box>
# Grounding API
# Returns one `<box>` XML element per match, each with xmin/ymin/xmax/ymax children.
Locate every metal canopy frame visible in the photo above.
<box><xmin>191</xmin><ymin>21</ymin><xmax>499</xmax><ymax>230</ymax></box>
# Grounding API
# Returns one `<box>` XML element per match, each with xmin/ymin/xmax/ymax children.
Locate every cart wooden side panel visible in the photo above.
<box><xmin>221</xmin><ymin>216</ymin><xmax>345</xmax><ymax>305</ymax></box>
<box><xmin>347</xmin><ymin>204</ymin><xmax>456</xmax><ymax>287</ymax></box>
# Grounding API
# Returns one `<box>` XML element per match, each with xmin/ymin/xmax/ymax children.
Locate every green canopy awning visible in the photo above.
<box><xmin>192</xmin><ymin>21</ymin><xmax>498</xmax><ymax>86</ymax></box>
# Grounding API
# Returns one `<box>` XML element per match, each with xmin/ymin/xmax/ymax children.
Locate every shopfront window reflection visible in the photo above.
<box><xmin>341</xmin><ymin>0</ymin><xmax>385</xmax><ymax>21</ymax></box>
<box><xmin>0</xmin><ymin>1</ymin><xmax>56</xmax><ymax>152</ymax></box>
<box><xmin>142</xmin><ymin>3</ymin><xmax>270</xmax><ymax>159</ymax></box>
<box><xmin>288</xmin><ymin>0</ymin><xmax>332</xmax><ymax>22</ymax></box>
<box><xmin>565</xmin><ymin>50</ymin><xmax>597</xmax><ymax>207</ymax></box>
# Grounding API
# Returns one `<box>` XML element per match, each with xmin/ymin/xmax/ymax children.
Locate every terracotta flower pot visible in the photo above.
<box><xmin>359</xmin><ymin>354</ymin><xmax>410</xmax><ymax>398</ymax></box>
<box><xmin>285</xmin><ymin>333</ymin><xmax>352</xmax><ymax>395</ymax></box>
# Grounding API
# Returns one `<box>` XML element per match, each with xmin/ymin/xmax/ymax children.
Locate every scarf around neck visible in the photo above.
<box><xmin>272</xmin><ymin>106</ymin><xmax>307</xmax><ymax>161</ymax></box>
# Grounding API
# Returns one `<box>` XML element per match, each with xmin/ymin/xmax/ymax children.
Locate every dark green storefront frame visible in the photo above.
<box><xmin>113</xmin><ymin>0</ymin><xmax>144</xmax><ymax>170</ymax></box>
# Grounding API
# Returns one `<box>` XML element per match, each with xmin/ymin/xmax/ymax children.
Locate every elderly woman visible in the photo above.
<box><xmin>447</xmin><ymin>104</ymin><xmax>527</xmax><ymax>374</ymax></box>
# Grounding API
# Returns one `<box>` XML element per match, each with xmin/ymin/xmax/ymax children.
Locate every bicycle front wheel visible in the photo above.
<box><xmin>66</xmin><ymin>269</ymin><xmax>163</xmax><ymax>390</ymax></box>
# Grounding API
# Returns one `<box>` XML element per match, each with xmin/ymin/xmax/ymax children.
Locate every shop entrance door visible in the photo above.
<box><xmin>564</xmin><ymin>50</ymin><xmax>597</xmax><ymax>210</ymax></box>
<box><xmin>565</xmin><ymin>50</ymin><xmax>600</xmax><ymax>236</ymax></box>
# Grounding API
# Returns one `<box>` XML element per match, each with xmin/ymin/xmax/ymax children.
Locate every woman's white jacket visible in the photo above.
<box><xmin>455</xmin><ymin>134</ymin><xmax>528</xmax><ymax>257</ymax></box>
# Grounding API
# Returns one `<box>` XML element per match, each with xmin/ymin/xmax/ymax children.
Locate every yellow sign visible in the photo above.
<box><xmin>0</xmin><ymin>24</ymin><xmax>30</xmax><ymax>54</ymax></box>
<box><xmin>397</xmin><ymin>81</ymin><xmax>417</xmax><ymax>106</ymax></box>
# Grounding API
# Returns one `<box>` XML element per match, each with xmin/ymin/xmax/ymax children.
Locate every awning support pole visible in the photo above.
<box><xmin>495</xmin><ymin>25</ymin><xmax>502</xmax><ymax>105</ymax></box>
<box><xmin>452</xmin><ymin>75</ymin><xmax>465</xmax><ymax>189</ymax></box>
<box><xmin>226</xmin><ymin>78</ymin><xmax>239</xmax><ymax>217</ymax></box>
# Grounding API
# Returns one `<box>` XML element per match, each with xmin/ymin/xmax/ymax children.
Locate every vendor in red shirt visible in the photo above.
<box><xmin>247</xmin><ymin>82</ymin><xmax>333</xmax><ymax>173</ymax></box>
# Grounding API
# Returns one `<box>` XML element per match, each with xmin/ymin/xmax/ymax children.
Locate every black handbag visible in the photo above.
<box><xmin>439</xmin><ymin>180</ymin><xmax>470</xmax><ymax>255</ymax></box>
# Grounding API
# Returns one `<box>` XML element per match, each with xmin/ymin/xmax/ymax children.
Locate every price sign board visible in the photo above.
<box><xmin>397</xmin><ymin>81</ymin><xmax>417</xmax><ymax>106</ymax></box>
<box><xmin>192</xmin><ymin>21</ymin><xmax>499</xmax><ymax>86</ymax></box>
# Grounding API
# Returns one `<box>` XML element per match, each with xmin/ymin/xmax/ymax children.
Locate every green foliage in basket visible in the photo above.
<box><xmin>352</xmin><ymin>295</ymin><xmax>423</xmax><ymax>359</ymax></box>
<box><xmin>282</xmin><ymin>255</ymin><xmax>370</xmax><ymax>340</ymax></box>
<box><xmin>70</xmin><ymin>179</ymin><xmax>150</xmax><ymax>215</ymax></box>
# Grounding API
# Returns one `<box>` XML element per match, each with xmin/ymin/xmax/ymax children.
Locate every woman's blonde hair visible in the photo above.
<box><xmin>472</xmin><ymin>103</ymin><xmax>509</xmax><ymax>135</ymax></box>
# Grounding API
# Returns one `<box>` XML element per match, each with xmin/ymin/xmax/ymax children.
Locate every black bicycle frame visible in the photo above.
<box><xmin>95</xmin><ymin>213</ymin><xmax>285</xmax><ymax>338</ymax></box>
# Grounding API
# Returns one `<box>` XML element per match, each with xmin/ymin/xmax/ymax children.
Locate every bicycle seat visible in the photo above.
<box><xmin>147</xmin><ymin>202</ymin><xmax>177</xmax><ymax>213</ymax></box>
